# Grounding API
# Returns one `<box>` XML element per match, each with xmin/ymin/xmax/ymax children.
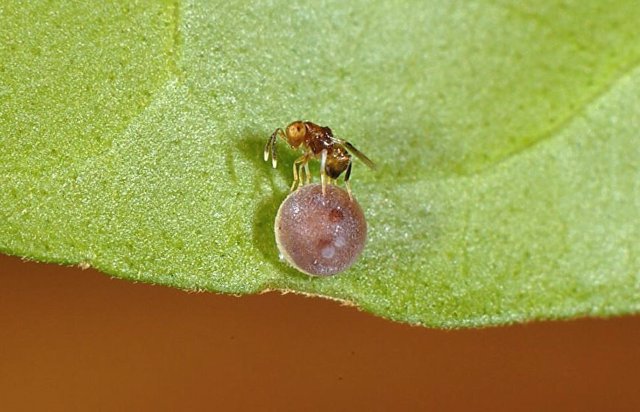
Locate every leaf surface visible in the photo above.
<box><xmin>2</xmin><ymin>0</ymin><xmax>640</xmax><ymax>327</ymax></box>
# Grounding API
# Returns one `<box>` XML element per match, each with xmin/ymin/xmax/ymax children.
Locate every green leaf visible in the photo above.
<box><xmin>2</xmin><ymin>1</ymin><xmax>640</xmax><ymax>327</ymax></box>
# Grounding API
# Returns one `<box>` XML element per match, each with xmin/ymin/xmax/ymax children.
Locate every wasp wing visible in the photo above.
<box><xmin>332</xmin><ymin>137</ymin><xmax>376</xmax><ymax>170</ymax></box>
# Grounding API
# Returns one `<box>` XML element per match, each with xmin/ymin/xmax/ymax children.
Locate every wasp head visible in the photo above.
<box><xmin>285</xmin><ymin>121</ymin><xmax>307</xmax><ymax>148</ymax></box>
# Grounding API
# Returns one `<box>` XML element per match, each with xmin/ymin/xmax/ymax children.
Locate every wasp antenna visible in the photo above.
<box><xmin>271</xmin><ymin>129</ymin><xmax>280</xmax><ymax>168</ymax></box>
<box><xmin>263</xmin><ymin>140</ymin><xmax>271</xmax><ymax>162</ymax></box>
<box><xmin>265</xmin><ymin>128</ymin><xmax>283</xmax><ymax>167</ymax></box>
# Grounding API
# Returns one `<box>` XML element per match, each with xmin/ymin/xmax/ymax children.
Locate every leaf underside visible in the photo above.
<box><xmin>1</xmin><ymin>1</ymin><xmax>639</xmax><ymax>327</ymax></box>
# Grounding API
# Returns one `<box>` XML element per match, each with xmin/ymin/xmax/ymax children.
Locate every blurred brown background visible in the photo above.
<box><xmin>1</xmin><ymin>253</ymin><xmax>639</xmax><ymax>411</ymax></box>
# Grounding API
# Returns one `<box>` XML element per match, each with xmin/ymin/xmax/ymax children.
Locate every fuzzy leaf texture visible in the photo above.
<box><xmin>1</xmin><ymin>1</ymin><xmax>640</xmax><ymax>327</ymax></box>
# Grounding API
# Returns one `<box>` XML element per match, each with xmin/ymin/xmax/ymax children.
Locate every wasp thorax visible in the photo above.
<box><xmin>285</xmin><ymin>121</ymin><xmax>306</xmax><ymax>147</ymax></box>
<box><xmin>275</xmin><ymin>183</ymin><xmax>367</xmax><ymax>276</ymax></box>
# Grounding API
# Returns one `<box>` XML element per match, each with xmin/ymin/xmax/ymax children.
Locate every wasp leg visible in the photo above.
<box><xmin>320</xmin><ymin>150</ymin><xmax>328</xmax><ymax>195</ymax></box>
<box><xmin>304</xmin><ymin>162</ymin><xmax>311</xmax><ymax>184</ymax></box>
<box><xmin>290</xmin><ymin>158</ymin><xmax>300</xmax><ymax>191</ymax></box>
<box><xmin>297</xmin><ymin>162</ymin><xmax>306</xmax><ymax>188</ymax></box>
<box><xmin>290</xmin><ymin>154</ymin><xmax>309</xmax><ymax>192</ymax></box>
<box><xmin>344</xmin><ymin>159</ymin><xmax>353</xmax><ymax>200</ymax></box>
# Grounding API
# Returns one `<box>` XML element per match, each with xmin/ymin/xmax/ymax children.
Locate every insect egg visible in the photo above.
<box><xmin>275</xmin><ymin>183</ymin><xmax>367</xmax><ymax>276</ymax></box>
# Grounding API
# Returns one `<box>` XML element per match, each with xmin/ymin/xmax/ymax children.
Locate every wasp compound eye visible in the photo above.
<box><xmin>275</xmin><ymin>184</ymin><xmax>367</xmax><ymax>276</ymax></box>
